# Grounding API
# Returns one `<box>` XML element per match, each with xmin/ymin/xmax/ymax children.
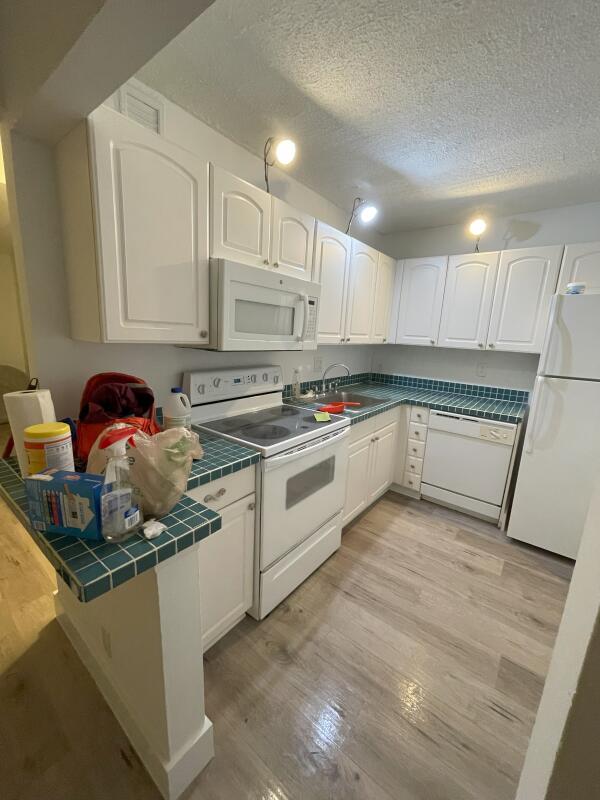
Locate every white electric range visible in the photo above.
<box><xmin>183</xmin><ymin>366</ymin><xmax>350</xmax><ymax>618</ymax></box>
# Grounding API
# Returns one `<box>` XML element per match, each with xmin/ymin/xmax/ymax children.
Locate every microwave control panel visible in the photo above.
<box><xmin>183</xmin><ymin>366</ymin><xmax>283</xmax><ymax>405</ymax></box>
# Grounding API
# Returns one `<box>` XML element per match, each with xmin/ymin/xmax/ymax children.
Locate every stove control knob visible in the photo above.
<box><xmin>213</xmin><ymin>377</ymin><xmax>221</xmax><ymax>388</ymax></box>
<box><xmin>196</xmin><ymin>383</ymin><xmax>205</xmax><ymax>395</ymax></box>
<box><xmin>249</xmin><ymin>374</ymin><xmax>257</xmax><ymax>383</ymax></box>
<box><xmin>274</xmin><ymin>375</ymin><xmax>280</xmax><ymax>384</ymax></box>
<box><xmin>262</xmin><ymin>372</ymin><xmax>269</xmax><ymax>382</ymax></box>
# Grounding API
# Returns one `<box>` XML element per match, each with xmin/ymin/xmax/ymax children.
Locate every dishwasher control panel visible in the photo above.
<box><xmin>478</xmin><ymin>424</ymin><xmax>517</xmax><ymax>445</ymax></box>
<box><xmin>427</xmin><ymin>411</ymin><xmax>517</xmax><ymax>447</ymax></box>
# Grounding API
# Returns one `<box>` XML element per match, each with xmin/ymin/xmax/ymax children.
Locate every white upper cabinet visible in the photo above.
<box><xmin>558</xmin><ymin>242</ymin><xmax>600</xmax><ymax>293</ymax></box>
<box><xmin>395</xmin><ymin>256</ymin><xmax>448</xmax><ymax>346</ymax></box>
<box><xmin>346</xmin><ymin>240</ymin><xmax>378</xmax><ymax>344</ymax></box>
<box><xmin>437</xmin><ymin>252</ymin><xmax>500</xmax><ymax>350</ymax></box>
<box><xmin>210</xmin><ymin>165</ymin><xmax>271</xmax><ymax>267</ymax></box>
<box><xmin>371</xmin><ymin>253</ymin><xmax>396</xmax><ymax>343</ymax></box>
<box><xmin>56</xmin><ymin>105</ymin><xmax>210</xmax><ymax>344</ymax></box>
<box><xmin>270</xmin><ymin>197</ymin><xmax>315</xmax><ymax>279</ymax></box>
<box><xmin>487</xmin><ymin>246</ymin><xmax>563</xmax><ymax>353</ymax></box>
<box><xmin>314</xmin><ymin>222</ymin><xmax>352</xmax><ymax>344</ymax></box>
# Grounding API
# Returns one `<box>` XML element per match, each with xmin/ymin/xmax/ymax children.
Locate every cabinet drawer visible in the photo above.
<box><xmin>406</xmin><ymin>455</ymin><xmax>423</xmax><ymax>476</ymax></box>
<box><xmin>408</xmin><ymin>421</ymin><xmax>427</xmax><ymax>442</ymax></box>
<box><xmin>410</xmin><ymin>406</ymin><xmax>429</xmax><ymax>425</ymax></box>
<box><xmin>406</xmin><ymin>439</ymin><xmax>425</xmax><ymax>459</ymax></box>
<box><xmin>186</xmin><ymin>466</ymin><xmax>256</xmax><ymax>511</ymax></box>
<box><xmin>403</xmin><ymin>471</ymin><xmax>421</xmax><ymax>492</ymax></box>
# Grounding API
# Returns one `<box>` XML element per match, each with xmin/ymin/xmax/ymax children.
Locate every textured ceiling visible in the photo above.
<box><xmin>138</xmin><ymin>0</ymin><xmax>600</xmax><ymax>233</ymax></box>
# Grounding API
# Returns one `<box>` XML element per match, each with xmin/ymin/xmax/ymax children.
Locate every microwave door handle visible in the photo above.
<box><xmin>296</xmin><ymin>293</ymin><xmax>309</xmax><ymax>341</ymax></box>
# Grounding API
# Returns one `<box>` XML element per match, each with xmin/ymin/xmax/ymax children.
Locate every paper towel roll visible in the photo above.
<box><xmin>4</xmin><ymin>389</ymin><xmax>56</xmax><ymax>476</ymax></box>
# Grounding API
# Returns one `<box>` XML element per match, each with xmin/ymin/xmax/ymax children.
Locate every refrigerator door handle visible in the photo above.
<box><xmin>538</xmin><ymin>294</ymin><xmax>561</xmax><ymax>375</ymax></box>
<box><xmin>525</xmin><ymin>376</ymin><xmax>546</xmax><ymax>454</ymax></box>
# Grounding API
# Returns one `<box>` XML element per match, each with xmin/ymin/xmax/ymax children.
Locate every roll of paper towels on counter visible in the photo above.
<box><xmin>4</xmin><ymin>389</ymin><xmax>56</xmax><ymax>476</ymax></box>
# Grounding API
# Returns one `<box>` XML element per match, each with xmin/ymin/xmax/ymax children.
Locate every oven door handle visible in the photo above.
<box><xmin>263</xmin><ymin>427</ymin><xmax>349</xmax><ymax>470</ymax></box>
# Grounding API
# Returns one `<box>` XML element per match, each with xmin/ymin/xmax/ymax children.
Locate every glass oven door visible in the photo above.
<box><xmin>260</xmin><ymin>428</ymin><xmax>349</xmax><ymax>569</ymax></box>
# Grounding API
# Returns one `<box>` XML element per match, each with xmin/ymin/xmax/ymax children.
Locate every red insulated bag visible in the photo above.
<box><xmin>76</xmin><ymin>372</ymin><xmax>161</xmax><ymax>463</ymax></box>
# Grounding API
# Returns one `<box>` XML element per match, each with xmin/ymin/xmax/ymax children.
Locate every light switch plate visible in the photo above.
<box><xmin>476</xmin><ymin>362</ymin><xmax>487</xmax><ymax>378</ymax></box>
<box><xmin>313</xmin><ymin>356</ymin><xmax>323</xmax><ymax>371</ymax></box>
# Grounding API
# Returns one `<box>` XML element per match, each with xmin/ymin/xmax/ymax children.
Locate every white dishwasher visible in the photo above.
<box><xmin>421</xmin><ymin>411</ymin><xmax>517</xmax><ymax>522</ymax></box>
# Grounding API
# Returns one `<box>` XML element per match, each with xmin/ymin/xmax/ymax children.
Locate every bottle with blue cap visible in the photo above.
<box><xmin>163</xmin><ymin>387</ymin><xmax>192</xmax><ymax>430</ymax></box>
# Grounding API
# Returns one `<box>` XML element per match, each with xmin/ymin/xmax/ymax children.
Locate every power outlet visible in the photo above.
<box><xmin>476</xmin><ymin>362</ymin><xmax>487</xmax><ymax>378</ymax></box>
<box><xmin>313</xmin><ymin>356</ymin><xmax>323</xmax><ymax>372</ymax></box>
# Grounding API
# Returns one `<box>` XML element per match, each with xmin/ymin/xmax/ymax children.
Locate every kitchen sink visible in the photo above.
<box><xmin>315</xmin><ymin>391</ymin><xmax>383</xmax><ymax>411</ymax></box>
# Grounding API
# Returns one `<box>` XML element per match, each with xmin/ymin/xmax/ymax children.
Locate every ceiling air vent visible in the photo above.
<box><xmin>121</xmin><ymin>89</ymin><xmax>162</xmax><ymax>134</ymax></box>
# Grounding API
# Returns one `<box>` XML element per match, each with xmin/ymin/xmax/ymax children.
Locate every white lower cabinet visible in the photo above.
<box><xmin>343</xmin><ymin>410</ymin><xmax>399</xmax><ymax>525</ymax></box>
<box><xmin>189</xmin><ymin>468</ymin><xmax>256</xmax><ymax>651</ymax></box>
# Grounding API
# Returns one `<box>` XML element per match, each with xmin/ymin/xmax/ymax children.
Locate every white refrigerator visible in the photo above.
<box><xmin>508</xmin><ymin>293</ymin><xmax>600</xmax><ymax>559</ymax></box>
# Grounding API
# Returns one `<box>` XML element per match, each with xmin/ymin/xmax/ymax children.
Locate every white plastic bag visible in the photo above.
<box><xmin>88</xmin><ymin>424</ymin><xmax>203</xmax><ymax>518</ymax></box>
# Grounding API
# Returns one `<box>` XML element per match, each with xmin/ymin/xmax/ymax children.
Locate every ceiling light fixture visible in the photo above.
<box><xmin>346</xmin><ymin>197</ymin><xmax>378</xmax><ymax>234</ymax></box>
<box><xmin>468</xmin><ymin>217</ymin><xmax>487</xmax><ymax>252</ymax></box>
<box><xmin>263</xmin><ymin>136</ymin><xmax>297</xmax><ymax>193</ymax></box>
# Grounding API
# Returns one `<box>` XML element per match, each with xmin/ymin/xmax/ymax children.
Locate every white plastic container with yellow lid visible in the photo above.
<box><xmin>24</xmin><ymin>422</ymin><xmax>75</xmax><ymax>475</ymax></box>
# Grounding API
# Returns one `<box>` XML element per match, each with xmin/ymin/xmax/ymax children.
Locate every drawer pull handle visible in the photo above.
<box><xmin>203</xmin><ymin>487</ymin><xmax>227</xmax><ymax>503</ymax></box>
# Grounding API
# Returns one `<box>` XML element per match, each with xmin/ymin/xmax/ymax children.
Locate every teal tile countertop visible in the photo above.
<box><xmin>288</xmin><ymin>381</ymin><xmax>527</xmax><ymax>424</ymax></box>
<box><xmin>0</xmin><ymin>457</ymin><xmax>222</xmax><ymax>603</ymax></box>
<box><xmin>187</xmin><ymin>430</ymin><xmax>260</xmax><ymax>489</ymax></box>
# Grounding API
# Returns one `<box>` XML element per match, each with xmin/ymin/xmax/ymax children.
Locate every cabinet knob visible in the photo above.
<box><xmin>488</xmin><ymin>343</ymin><xmax>495</xmax><ymax>348</ymax></box>
<box><xmin>273</xmin><ymin>262</ymin><xmax>279</xmax><ymax>268</ymax></box>
<box><xmin>478</xmin><ymin>342</ymin><xmax>484</xmax><ymax>348</ymax></box>
<box><xmin>248</xmin><ymin>502</ymin><xmax>255</xmax><ymax>511</ymax></box>
<box><xmin>410</xmin><ymin>464</ymin><xmax>415</xmax><ymax>469</ymax></box>
<box><xmin>430</xmin><ymin>339</ymin><xmax>435</xmax><ymax>345</ymax></box>
<box><xmin>200</xmin><ymin>330</ymin><xmax>208</xmax><ymax>338</ymax></box>
<box><xmin>340</xmin><ymin>337</ymin><xmax>344</xmax><ymax>342</ymax></box>
<box><xmin>383</xmin><ymin>337</ymin><xmax>387</xmax><ymax>342</ymax></box>
<box><xmin>346</xmin><ymin>337</ymin><xmax>351</xmax><ymax>342</ymax></box>
<box><xmin>263</xmin><ymin>259</ymin><xmax>269</xmax><ymax>265</ymax></box>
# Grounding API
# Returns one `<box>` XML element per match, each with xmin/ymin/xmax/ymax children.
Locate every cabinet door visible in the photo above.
<box><xmin>342</xmin><ymin>432</ymin><xmax>372</xmax><ymax>524</ymax></box>
<box><xmin>395</xmin><ymin>256</ymin><xmax>448</xmax><ymax>346</ymax></box>
<box><xmin>437</xmin><ymin>252</ymin><xmax>499</xmax><ymax>350</ymax></box>
<box><xmin>91</xmin><ymin>106</ymin><xmax>209</xmax><ymax>343</ymax></box>
<box><xmin>368</xmin><ymin>420</ymin><xmax>398</xmax><ymax>502</ymax></box>
<box><xmin>270</xmin><ymin>197</ymin><xmax>315</xmax><ymax>279</ymax></box>
<box><xmin>314</xmin><ymin>222</ymin><xmax>352</xmax><ymax>344</ymax></box>
<box><xmin>198</xmin><ymin>494</ymin><xmax>255</xmax><ymax>651</ymax></box>
<box><xmin>345</xmin><ymin>240</ymin><xmax>378</xmax><ymax>343</ymax></box>
<box><xmin>371</xmin><ymin>253</ymin><xmax>396</xmax><ymax>343</ymax></box>
<box><xmin>487</xmin><ymin>246</ymin><xmax>562</xmax><ymax>353</ymax></box>
<box><xmin>210</xmin><ymin>165</ymin><xmax>271</xmax><ymax>267</ymax></box>
<box><xmin>558</xmin><ymin>242</ymin><xmax>600</xmax><ymax>293</ymax></box>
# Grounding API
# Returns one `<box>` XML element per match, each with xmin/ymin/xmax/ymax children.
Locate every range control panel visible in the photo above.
<box><xmin>183</xmin><ymin>366</ymin><xmax>283</xmax><ymax>405</ymax></box>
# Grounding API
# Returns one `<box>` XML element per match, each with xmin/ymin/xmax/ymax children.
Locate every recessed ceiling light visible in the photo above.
<box><xmin>468</xmin><ymin>218</ymin><xmax>487</xmax><ymax>237</ymax></box>
<box><xmin>359</xmin><ymin>205</ymin><xmax>378</xmax><ymax>224</ymax></box>
<box><xmin>274</xmin><ymin>139</ymin><xmax>296</xmax><ymax>166</ymax></box>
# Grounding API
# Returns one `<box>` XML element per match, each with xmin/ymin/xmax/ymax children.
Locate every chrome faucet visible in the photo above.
<box><xmin>321</xmin><ymin>363</ymin><xmax>350</xmax><ymax>394</ymax></box>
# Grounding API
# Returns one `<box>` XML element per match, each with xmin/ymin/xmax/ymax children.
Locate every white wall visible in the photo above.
<box><xmin>0</xmin><ymin>253</ymin><xmax>27</xmax><ymax>373</ymax></box>
<box><xmin>7</xmin><ymin>127</ymin><xmax>373</xmax><ymax>419</ymax></box>
<box><xmin>384</xmin><ymin>201</ymin><xmax>600</xmax><ymax>259</ymax></box>
<box><xmin>371</xmin><ymin>345</ymin><xmax>538</xmax><ymax>391</ymax></box>
<box><xmin>516</xmin><ymin>476</ymin><xmax>600</xmax><ymax>799</ymax></box>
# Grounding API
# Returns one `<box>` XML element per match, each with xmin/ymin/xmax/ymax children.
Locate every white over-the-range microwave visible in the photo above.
<box><xmin>208</xmin><ymin>259</ymin><xmax>320</xmax><ymax>351</ymax></box>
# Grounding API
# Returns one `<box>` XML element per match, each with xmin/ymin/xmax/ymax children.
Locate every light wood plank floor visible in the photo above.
<box><xmin>0</xmin><ymin>492</ymin><xmax>572</xmax><ymax>800</ymax></box>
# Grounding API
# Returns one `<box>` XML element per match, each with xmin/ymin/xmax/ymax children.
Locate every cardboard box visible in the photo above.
<box><xmin>25</xmin><ymin>469</ymin><xmax>104</xmax><ymax>541</ymax></box>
